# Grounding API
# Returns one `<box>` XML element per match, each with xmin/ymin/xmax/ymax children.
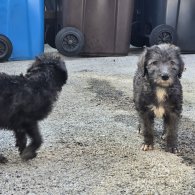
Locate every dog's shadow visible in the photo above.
<box><xmin>155</xmin><ymin>117</ymin><xmax>195</xmax><ymax>166</ymax></box>
<box><xmin>178</xmin><ymin>117</ymin><xmax>195</xmax><ymax>166</ymax></box>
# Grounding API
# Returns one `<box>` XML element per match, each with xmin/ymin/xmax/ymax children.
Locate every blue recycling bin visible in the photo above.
<box><xmin>0</xmin><ymin>0</ymin><xmax>44</xmax><ymax>61</ymax></box>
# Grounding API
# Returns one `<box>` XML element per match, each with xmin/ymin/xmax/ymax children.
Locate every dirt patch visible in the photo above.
<box><xmin>87</xmin><ymin>77</ymin><xmax>195</xmax><ymax>168</ymax></box>
<box><xmin>87</xmin><ymin>78</ymin><xmax>133</xmax><ymax>111</ymax></box>
<box><xmin>178</xmin><ymin>117</ymin><xmax>195</xmax><ymax>166</ymax></box>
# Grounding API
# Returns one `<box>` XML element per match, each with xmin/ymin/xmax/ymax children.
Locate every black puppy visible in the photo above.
<box><xmin>0</xmin><ymin>54</ymin><xmax>68</xmax><ymax>163</ymax></box>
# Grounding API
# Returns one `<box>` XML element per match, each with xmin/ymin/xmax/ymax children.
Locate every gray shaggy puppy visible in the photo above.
<box><xmin>133</xmin><ymin>44</ymin><xmax>184</xmax><ymax>153</ymax></box>
<box><xmin>0</xmin><ymin>54</ymin><xmax>68</xmax><ymax>163</ymax></box>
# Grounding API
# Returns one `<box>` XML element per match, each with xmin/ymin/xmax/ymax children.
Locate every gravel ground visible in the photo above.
<box><xmin>0</xmin><ymin>46</ymin><xmax>195</xmax><ymax>194</ymax></box>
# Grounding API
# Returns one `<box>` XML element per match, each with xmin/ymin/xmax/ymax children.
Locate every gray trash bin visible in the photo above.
<box><xmin>55</xmin><ymin>0</ymin><xmax>134</xmax><ymax>56</ymax></box>
<box><xmin>131</xmin><ymin>0</ymin><xmax>195</xmax><ymax>53</ymax></box>
<box><xmin>176</xmin><ymin>0</ymin><xmax>195</xmax><ymax>53</ymax></box>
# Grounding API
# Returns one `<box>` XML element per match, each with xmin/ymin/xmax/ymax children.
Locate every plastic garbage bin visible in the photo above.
<box><xmin>131</xmin><ymin>0</ymin><xmax>195</xmax><ymax>53</ymax></box>
<box><xmin>0</xmin><ymin>0</ymin><xmax>44</xmax><ymax>61</ymax></box>
<box><xmin>54</xmin><ymin>0</ymin><xmax>134</xmax><ymax>56</ymax></box>
<box><xmin>176</xmin><ymin>0</ymin><xmax>195</xmax><ymax>52</ymax></box>
<box><xmin>45</xmin><ymin>0</ymin><xmax>57</xmax><ymax>48</ymax></box>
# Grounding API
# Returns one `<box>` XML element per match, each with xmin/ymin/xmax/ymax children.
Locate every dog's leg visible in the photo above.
<box><xmin>161</xmin><ymin>124</ymin><xmax>167</xmax><ymax>140</ymax></box>
<box><xmin>164</xmin><ymin>113</ymin><xmax>180</xmax><ymax>153</ymax></box>
<box><xmin>14</xmin><ymin>131</ymin><xmax>27</xmax><ymax>154</ymax></box>
<box><xmin>138</xmin><ymin>118</ymin><xmax>144</xmax><ymax>135</ymax></box>
<box><xmin>20</xmin><ymin>122</ymin><xmax>42</xmax><ymax>160</ymax></box>
<box><xmin>140</xmin><ymin>113</ymin><xmax>154</xmax><ymax>151</ymax></box>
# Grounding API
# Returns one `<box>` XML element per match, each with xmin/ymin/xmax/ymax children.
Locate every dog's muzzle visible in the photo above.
<box><xmin>156</xmin><ymin>77</ymin><xmax>173</xmax><ymax>87</ymax></box>
<box><xmin>161</xmin><ymin>73</ymin><xmax>169</xmax><ymax>81</ymax></box>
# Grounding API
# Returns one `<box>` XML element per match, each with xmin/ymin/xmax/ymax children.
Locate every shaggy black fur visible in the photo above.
<box><xmin>0</xmin><ymin>54</ymin><xmax>68</xmax><ymax>163</ymax></box>
<box><xmin>133</xmin><ymin>44</ymin><xmax>184</xmax><ymax>153</ymax></box>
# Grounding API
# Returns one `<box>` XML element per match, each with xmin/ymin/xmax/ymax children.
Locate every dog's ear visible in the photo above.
<box><xmin>35</xmin><ymin>56</ymin><xmax>42</xmax><ymax>62</ymax></box>
<box><xmin>55</xmin><ymin>59</ymin><xmax>68</xmax><ymax>83</ymax></box>
<box><xmin>137</xmin><ymin>47</ymin><xmax>148</xmax><ymax>77</ymax></box>
<box><xmin>55</xmin><ymin>59</ymin><xmax>67</xmax><ymax>73</ymax></box>
<box><xmin>178</xmin><ymin>58</ymin><xmax>185</xmax><ymax>79</ymax></box>
<box><xmin>174</xmin><ymin>46</ymin><xmax>184</xmax><ymax>78</ymax></box>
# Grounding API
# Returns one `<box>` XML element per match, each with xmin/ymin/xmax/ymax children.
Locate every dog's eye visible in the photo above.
<box><xmin>170</xmin><ymin>61</ymin><xmax>176</xmax><ymax>65</ymax></box>
<box><xmin>151</xmin><ymin>61</ymin><xmax>158</xmax><ymax>65</ymax></box>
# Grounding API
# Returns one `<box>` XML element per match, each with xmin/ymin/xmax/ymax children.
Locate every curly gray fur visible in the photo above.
<box><xmin>133</xmin><ymin>44</ymin><xmax>184</xmax><ymax>153</ymax></box>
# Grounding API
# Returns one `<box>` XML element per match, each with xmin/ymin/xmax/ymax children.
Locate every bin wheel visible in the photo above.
<box><xmin>149</xmin><ymin>24</ymin><xmax>177</xmax><ymax>46</ymax></box>
<box><xmin>131</xmin><ymin>22</ymin><xmax>145</xmax><ymax>47</ymax></box>
<box><xmin>0</xmin><ymin>35</ymin><xmax>13</xmax><ymax>62</ymax></box>
<box><xmin>55</xmin><ymin>27</ymin><xmax>84</xmax><ymax>56</ymax></box>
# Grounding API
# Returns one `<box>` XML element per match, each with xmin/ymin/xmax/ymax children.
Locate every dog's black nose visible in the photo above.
<box><xmin>161</xmin><ymin>74</ymin><xmax>169</xmax><ymax>81</ymax></box>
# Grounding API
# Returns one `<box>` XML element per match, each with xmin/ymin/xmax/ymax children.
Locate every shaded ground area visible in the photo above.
<box><xmin>87</xmin><ymin>77</ymin><xmax>195</xmax><ymax>167</ymax></box>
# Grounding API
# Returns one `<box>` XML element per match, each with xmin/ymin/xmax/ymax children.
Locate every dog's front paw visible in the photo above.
<box><xmin>0</xmin><ymin>155</ymin><xmax>8</xmax><ymax>163</ymax></box>
<box><xmin>166</xmin><ymin>147</ymin><xmax>180</xmax><ymax>154</ymax></box>
<box><xmin>16</xmin><ymin>144</ymin><xmax>26</xmax><ymax>155</ymax></box>
<box><xmin>20</xmin><ymin>149</ymin><xmax>37</xmax><ymax>161</ymax></box>
<box><xmin>141</xmin><ymin>144</ymin><xmax>154</xmax><ymax>151</ymax></box>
